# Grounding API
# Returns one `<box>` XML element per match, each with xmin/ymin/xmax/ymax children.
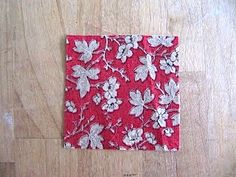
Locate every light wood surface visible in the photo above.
<box><xmin>0</xmin><ymin>0</ymin><xmax>236</xmax><ymax>177</ymax></box>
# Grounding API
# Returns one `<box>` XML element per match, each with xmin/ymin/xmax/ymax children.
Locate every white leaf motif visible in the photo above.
<box><xmin>143</xmin><ymin>88</ymin><xmax>154</xmax><ymax>103</ymax></box>
<box><xmin>72</xmin><ymin>65</ymin><xmax>100</xmax><ymax>98</ymax></box>
<box><xmin>78</xmin><ymin>123</ymin><xmax>104</xmax><ymax>149</ymax></box>
<box><xmin>76</xmin><ymin>76</ymin><xmax>90</xmax><ymax>98</ymax></box>
<box><xmin>130</xmin><ymin>105</ymin><xmax>144</xmax><ymax>117</ymax></box>
<box><xmin>129</xmin><ymin>90</ymin><xmax>143</xmax><ymax>106</ymax></box>
<box><xmin>129</xmin><ymin>89</ymin><xmax>154</xmax><ymax>117</ymax></box>
<box><xmin>86</xmin><ymin>68</ymin><xmax>100</xmax><ymax>80</ymax></box>
<box><xmin>73</xmin><ymin>40</ymin><xmax>99</xmax><ymax>63</ymax></box>
<box><xmin>79</xmin><ymin>135</ymin><xmax>89</xmax><ymax>149</ymax></box>
<box><xmin>135</xmin><ymin>65</ymin><xmax>148</xmax><ymax>81</ymax></box>
<box><xmin>159</xmin><ymin>79</ymin><xmax>179</xmax><ymax>105</ymax></box>
<box><xmin>135</xmin><ymin>54</ymin><xmax>157</xmax><ymax>82</ymax></box>
<box><xmin>90</xmin><ymin>123</ymin><xmax>104</xmax><ymax>136</ymax></box>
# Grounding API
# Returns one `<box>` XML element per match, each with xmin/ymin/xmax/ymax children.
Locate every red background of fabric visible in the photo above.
<box><xmin>64</xmin><ymin>35</ymin><xmax>179</xmax><ymax>150</ymax></box>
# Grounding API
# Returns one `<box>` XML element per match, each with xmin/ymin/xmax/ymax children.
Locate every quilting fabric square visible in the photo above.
<box><xmin>64</xmin><ymin>35</ymin><xmax>179</xmax><ymax>151</ymax></box>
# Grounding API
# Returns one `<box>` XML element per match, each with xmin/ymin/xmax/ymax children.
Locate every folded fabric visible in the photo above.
<box><xmin>64</xmin><ymin>35</ymin><xmax>179</xmax><ymax>151</ymax></box>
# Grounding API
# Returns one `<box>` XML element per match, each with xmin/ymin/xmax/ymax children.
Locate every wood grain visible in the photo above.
<box><xmin>0</xmin><ymin>0</ymin><xmax>236</xmax><ymax>176</ymax></box>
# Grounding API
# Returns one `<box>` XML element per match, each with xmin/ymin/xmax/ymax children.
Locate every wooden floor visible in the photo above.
<box><xmin>0</xmin><ymin>0</ymin><xmax>236</xmax><ymax>177</ymax></box>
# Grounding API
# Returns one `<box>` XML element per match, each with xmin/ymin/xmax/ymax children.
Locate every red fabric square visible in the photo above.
<box><xmin>64</xmin><ymin>35</ymin><xmax>179</xmax><ymax>151</ymax></box>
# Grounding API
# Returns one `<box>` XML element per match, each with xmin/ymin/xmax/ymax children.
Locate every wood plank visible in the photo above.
<box><xmin>0</xmin><ymin>0</ymin><xmax>14</xmax><ymax>162</ymax></box>
<box><xmin>1</xmin><ymin>0</ymin><xmax>236</xmax><ymax>176</ymax></box>
<box><xmin>0</xmin><ymin>163</ymin><xmax>15</xmax><ymax>177</ymax></box>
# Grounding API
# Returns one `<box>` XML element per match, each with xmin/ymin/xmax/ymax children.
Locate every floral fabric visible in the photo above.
<box><xmin>64</xmin><ymin>35</ymin><xmax>179</xmax><ymax>151</ymax></box>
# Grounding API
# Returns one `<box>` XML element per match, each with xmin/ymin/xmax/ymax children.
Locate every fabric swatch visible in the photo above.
<box><xmin>64</xmin><ymin>35</ymin><xmax>179</xmax><ymax>151</ymax></box>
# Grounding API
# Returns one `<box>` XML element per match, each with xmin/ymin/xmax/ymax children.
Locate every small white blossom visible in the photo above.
<box><xmin>64</xmin><ymin>142</ymin><xmax>75</xmax><ymax>149</ymax></box>
<box><xmin>145</xmin><ymin>132</ymin><xmax>157</xmax><ymax>145</ymax></box>
<box><xmin>148</xmin><ymin>35</ymin><xmax>174</xmax><ymax>47</ymax></box>
<box><xmin>102</xmin><ymin>77</ymin><xmax>120</xmax><ymax>99</ymax></box>
<box><xmin>102</xmin><ymin>98</ymin><xmax>122</xmax><ymax>112</ymax></box>
<box><xmin>92</xmin><ymin>93</ymin><xmax>102</xmax><ymax>105</ymax></box>
<box><xmin>151</xmin><ymin>107</ymin><xmax>168</xmax><ymax>129</ymax></box>
<box><xmin>163</xmin><ymin>127</ymin><xmax>174</xmax><ymax>137</ymax></box>
<box><xmin>160</xmin><ymin>58</ymin><xmax>176</xmax><ymax>74</ymax></box>
<box><xmin>65</xmin><ymin>100</ymin><xmax>77</xmax><ymax>113</ymax></box>
<box><xmin>125</xmin><ymin>35</ymin><xmax>142</xmax><ymax>49</ymax></box>
<box><xmin>160</xmin><ymin>51</ymin><xmax>179</xmax><ymax>74</ymax></box>
<box><xmin>123</xmin><ymin>128</ymin><xmax>143</xmax><ymax>146</ymax></box>
<box><xmin>116</xmin><ymin>44</ymin><xmax>133</xmax><ymax>63</ymax></box>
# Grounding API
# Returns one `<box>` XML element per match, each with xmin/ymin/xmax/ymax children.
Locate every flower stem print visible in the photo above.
<box><xmin>101</xmin><ymin>35</ymin><xmax>130</xmax><ymax>82</ymax></box>
<box><xmin>105</xmin><ymin>118</ymin><xmax>122</xmax><ymax>134</ymax></box>
<box><xmin>64</xmin><ymin>103</ymin><xmax>95</xmax><ymax>140</ymax></box>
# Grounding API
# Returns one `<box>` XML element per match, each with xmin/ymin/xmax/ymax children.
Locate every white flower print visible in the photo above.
<box><xmin>159</xmin><ymin>79</ymin><xmax>179</xmax><ymax>105</ymax></box>
<box><xmin>148</xmin><ymin>35</ymin><xmax>174</xmax><ymax>47</ymax></box>
<box><xmin>135</xmin><ymin>54</ymin><xmax>157</xmax><ymax>82</ymax></box>
<box><xmin>123</xmin><ymin>128</ymin><xmax>143</xmax><ymax>146</ymax></box>
<box><xmin>145</xmin><ymin>132</ymin><xmax>157</xmax><ymax>145</ymax></box>
<box><xmin>73</xmin><ymin>40</ymin><xmax>99</xmax><ymax>63</ymax></box>
<box><xmin>160</xmin><ymin>59</ymin><xmax>176</xmax><ymax>74</ymax></box>
<box><xmin>125</xmin><ymin>35</ymin><xmax>142</xmax><ymax>49</ymax></box>
<box><xmin>92</xmin><ymin>93</ymin><xmax>102</xmax><ymax>105</ymax></box>
<box><xmin>64</xmin><ymin>142</ymin><xmax>75</xmax><ymax>149</ymax></box>
<box><xmin>172</xmin><ymin>114</ymin><xmax>180</xmax><ymax>126</ymax></box>
<box><xmin>160</xmin><ymin>51</ymin><xmax>179</xmax><ymax>74</ymax></box>
<box><xmin>65</xmin><ymin>100</ymin><xmax>77</xmax><ymax>113</ymax></box>
<box><xmin>102</xmin><ymin>77</ymin><xmax>120</xmax><ymax>99</ymax></box>
<box><xmin>116</xmin><ymin>44</ymin><xmax>133</xmax><ymax>63</ymax></box>
<box><xmin>78</xmin><ymin>123</ymin><xmax>104</xmax><ymax>149</ymax></box>
<box><xmin>102</xmin><ymin>98</ymin><xmax>122</xmax><ymax>113</ymax></box>
<box><xmin>72</xmin><ymin>65</ymin><xmax>100</xmax><ymax>98</ymax></box>
<box><xmin>155</xmin><ymin>144</ymin><xmax>177</xmax><ymax>152</ymax></box>
<box><xmin>151</xmin><ymin>107</ymin><xmax>168</xmax><ymax>129</ymax></box>
<box><xmin>170</xmin><ymin>50</ymin><xmax>179</xmax><ymax>66</ymax></box>
<box><xmin>129</xmin><ymin>88</ymin><xmax>154</xmax><ymax>117</ymax></box>
<box><xmin>163</xmin><ymin>127</ymin><xmax>174</xmax><ymax>137</ymax></box>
